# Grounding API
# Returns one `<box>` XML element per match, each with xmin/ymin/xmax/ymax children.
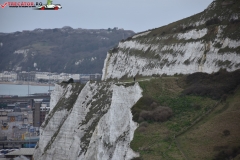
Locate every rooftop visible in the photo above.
<box><xmin>7</xmin><ymin>112</ymin><xmax>22</xmax><ymax>116</ymax></box>
<box><xmin>5</xmin><ymin>148</ymin><xmax>34</xmax><ymax>156</ymax></box>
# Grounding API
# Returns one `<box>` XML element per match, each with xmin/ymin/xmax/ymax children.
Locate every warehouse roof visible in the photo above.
<box><xmin>5</xmin><ymin>148</ymin><xmax>34</xmax><ymax>156</ymax></box>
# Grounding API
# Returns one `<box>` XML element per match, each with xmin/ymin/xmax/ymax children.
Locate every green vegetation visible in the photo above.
<box><xmin>130</xmin><ymin>77</ymin><xmax>217</xmax><ymax>159</ymax></box>
<box><xmin>0</xmin><ymin>28</ymin><xmax>134</xmax><ymax>73</ymax></box>
<box><xmin>182</xmin><ymin>69</ymin><xmax>240</xmax><ymax>99</ymax></box>
<box><xmin>130</xmin><ymin>69</ymin><xmax>240</xmax><ymax>159</ymax></box>
<box><xmin>177</xmin><ymin>87</ymin><xmax>240</xmax><ymax>160</ymax></box>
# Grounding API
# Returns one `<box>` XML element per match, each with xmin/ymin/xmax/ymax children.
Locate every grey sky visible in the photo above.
<box><xmin>0</xmin><ymin>0</ymin><xmax>213</xmax><ymax>33</ymax></box>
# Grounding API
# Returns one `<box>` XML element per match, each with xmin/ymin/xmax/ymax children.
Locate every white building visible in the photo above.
<box><xmin>0</xmin><ymin>71</ymin><xmax>17</xmax><ymax>81</ymax></box>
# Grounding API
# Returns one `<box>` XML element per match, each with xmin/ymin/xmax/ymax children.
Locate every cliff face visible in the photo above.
<box><xmin>33</xmin><ymin>82</ymin><xmax>142</xmax><ymax>160</ymax></box>
<box><xmin>102</xmin><ymin>0</ymin><xmax>240</xmax><ymax>80</ymax></box>
<box><xmin>34</xmin><ymin>1</ymin><xmax>240</xmax><ymax>159</ymax></box>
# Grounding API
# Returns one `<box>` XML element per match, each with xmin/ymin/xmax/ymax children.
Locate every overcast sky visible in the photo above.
<box><xmin>0</xmin><ymin>0</ymin><xmax>213</xmax><ymax>33</ymax></box>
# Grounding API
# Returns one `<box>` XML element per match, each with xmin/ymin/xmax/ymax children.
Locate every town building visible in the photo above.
<box><xmin>5</xmin><ymin>148</ymin><xmax>34</xmax><ymax>160</ymax></box>
<box><xmin>32</xmin><ymin>101</ymin><xmax>41</xmax><ymax>127</ymax></box>
<box><xmin>0</xmin><ymin>71</ymin><xmax>17</xmax><ymax>81</ymax></box>
<box><xmin>0</xmin><ymin>71</ymin><xmax>101</xmax><ymax>83</ymax></box>
<box><xmin>40</xmin><ymin>99</ymin><xmax>50</xmax><ymax>125</ymax></box>
<box><xmin>17</xmin><ymin>71</ymin><xmax>36</xmax><ymax>82</ymax></box>
<box><xmin>7</xmin><ymin>112</ymin><xmax>23</xmax><ymax>122</ymax></box>
<box><xmin>32</xmin><ymin>99</ymin><xmax>50</xmax><ymax>127</ymax></box>
<box><xmin>90</xmin><ymin>74</ymin><xmax>102</xmax><ymax>81</ymax></box>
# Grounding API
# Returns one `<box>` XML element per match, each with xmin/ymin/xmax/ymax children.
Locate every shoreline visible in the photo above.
<box><xmin>0</xmin><ymin>81</ymin><xmax>55</xmax><ymax>86</ymax></box>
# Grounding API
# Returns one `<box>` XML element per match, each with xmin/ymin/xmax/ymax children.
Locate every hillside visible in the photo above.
<box><xmin>130</xmin><ymin>69</ymin><xmax>240</xmax><ymax>160</ymax></box>
<box><xmin>33</xmin><ymin>69</ymin><xmax>240</xmax><ymax>160</ymax></box>
<box><xmin>33</xmin><ymin>0</ymin><xmax>240</xmax><ymax>160</ymax></box>
<box><xmin>178</xmin><ymin>86</ymin><xmax>240</xmax><ymax>160</ymax></box>
<box><xmin>102</xmin><ymin>0</ymin><xmax>240</xmax><ymax>80</ymax></box>
<box><xmin>0</xmin><ymin>27</ymin><xmax>134</xmax><ymax>74</ymax></box>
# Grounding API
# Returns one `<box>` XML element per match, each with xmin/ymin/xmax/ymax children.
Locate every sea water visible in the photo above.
<box><xmin>0</xmin><ymin>84</ymin><xmax>55</xmax><ymax>96</ymax></box>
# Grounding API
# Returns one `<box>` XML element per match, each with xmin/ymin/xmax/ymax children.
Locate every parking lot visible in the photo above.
<box><xmin>2</xmin><ymin>121</ymin><xmax>24</xmax><ymax>138</ymax></box>
<box><xmin>1</xmin><ymin>111</ymin><xmax>38</xmax><ymax>141</ymax></box>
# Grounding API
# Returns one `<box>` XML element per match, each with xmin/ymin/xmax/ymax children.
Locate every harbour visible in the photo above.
<box><xmin>0</xmin><ymin>84</ymin><xmax>54</xmax><ymax>96</ymax></box>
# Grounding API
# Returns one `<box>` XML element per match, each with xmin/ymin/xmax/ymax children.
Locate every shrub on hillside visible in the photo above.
<box><xmin>131</xmin><ymin>157</ymin><xmax>143</xmax><ymax>160</ymax></box>
<box><xmin>137</xmin><ymin>126</ymin><xmax>147</xmax><ymax>133</ymax></box>
<box><xmin>132</xmin><ymin>97</ymin><xmax>156</xmax><ymax>121</ymax></box>
<box><xmin>205</xmin><ymin>18</ymin><xmax>220</xmax><ymax>26</ymax></box>
<box><xmin>182</xmin><ymin>69</ymin><xmax>240</xmax><ymax>99</ymax></box>
<box><xmin>190</xmin><ymin>103</ymin><xmax>201</xmax><ymax>110</ymax></box>
<box><xmin>181</xmin><ymin>25</ymin><xmax>194</xmax><ymax>32</ymax></box>
<box><xmin>126</xmin><ymin>37</ymin><xmax>132</xmax><ymax>40</ymax></box>
<box><xmin>139</xmin><ymin>110</ymin><xmax>152</xmax><ymax>121</ymax></box>
<box><xmin>223</xmin><ymin>129</ymin><xmax>230</xmax><ymax>136</ymax></box>
<box><xmin>139</xmin><ymin>121</ymin><xmax>149</xmax><ymax>128</ymax></box>
<box><xmin>152</xmin><ymin>107</ymin><xmax>173</xmax><ymax>122</ymax></box>
<box><xmin>213</xmin><ymin>146</ymin><xmax>240</xmax><ymax>160</ymax></box>
<box><xmin>150</xmin><ymin>102</ymin><xmax>158</xmax><ymax>110</ymax></box>
<box><xmin>139</xmin><ymin>106</ymin><xmax>173</xmax><ymax>122</ymax></box>
<box><xmin>221</xmin><ymin>94</ymin><xmax>228</xmax><ymax>102</ymax></box>
<box><xmin>230</xmin><ymin>19</ymin><xmax>240</xmax><ymax>24</ymax></box>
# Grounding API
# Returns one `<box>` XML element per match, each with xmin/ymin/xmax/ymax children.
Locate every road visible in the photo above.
<box><xmin>0</xmin><ymin>95</ymin><xmax>50</xmax><ymax>101</ymax></box>
<box><xmin>0</xmin><ymin>140</ymin><xmax>38</xmax><ymax>144</ymax></box>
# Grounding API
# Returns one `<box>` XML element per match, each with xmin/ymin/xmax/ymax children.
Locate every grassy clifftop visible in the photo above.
<box><xmin>130</xmin><ymin>69</ymin><xmax>240</xmax><ymax>160</ymax></box>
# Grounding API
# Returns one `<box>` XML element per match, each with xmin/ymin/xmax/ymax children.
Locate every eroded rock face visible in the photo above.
<box><xmin>34</xmin><ymin>1</ymin><xmax>240</xmax><ymax>159</ymax></box>
<box><xmin>34</xmin><ymin>82</ymin><xmax>142</xmax><ymax>160</ymax></box>
<box><xmin>102</xmin><ymin>37</ymin><xmax>240</xmax><ymax>80</ymax></box>
<box><xmin>102</xmin><ymin>1</ymin><xmax>240</xmax><ymax>80</ymax></box>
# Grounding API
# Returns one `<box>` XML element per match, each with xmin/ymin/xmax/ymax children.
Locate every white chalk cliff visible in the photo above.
<box><xmin>34</xmin><ymin>82</ymin><xmax>142</xmax><ymax>160</ymax></box>
<box><xmin>34</xmin><ymin>1</ymin><xmax>240</xmax><ymax>159</ymax></box>
<box><xmin>102</xmin><ymin>0</ymin><xmax>240</xmax><ymax>80</ymax></box>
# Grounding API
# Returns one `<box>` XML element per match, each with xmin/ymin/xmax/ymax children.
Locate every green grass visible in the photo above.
<box><xmin>176</xmin><ymin>87</ymin><xmax>240</xmax><ymax>159</ymax></box>
<box><xmin>130</xmin><ymin>77</ymin><xmax>217</xmax><ymax>159</ymax></box>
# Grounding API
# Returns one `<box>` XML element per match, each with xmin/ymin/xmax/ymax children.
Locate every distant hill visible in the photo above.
<box><xmin>0</xmin><ymin>27</ymin><xmax>134</xmax><ymax>74</ymax></box>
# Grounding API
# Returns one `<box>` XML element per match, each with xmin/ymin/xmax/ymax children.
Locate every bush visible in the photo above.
<box><xmin>181</xmin><ymin>25</ymin><xmax>194</xmax><ymax>32</ymax></box>
<box><xmin>223</xmin><ymin>130</ymin><xmax>230</xmax><ymax>136</ymax></box>
<box><xmin>131</xmin><ymin>157</ymin><xmax>143</xmax><ymax>160</ymax></box>
<box><xmin>138</xmin><ymin>116</ymin><xmax>144</xmax><ymax>123</ymax></box>
<box><xmin>126</xmin><ymin>37</ymin><xmax>132</xmax><ymax>40</ymax></box>
<box><xmin>182</xmin><ymin>69</ymin><xmax>240</xmax><ymax>99</ymax></box>
<box><xmin>230</xmin><ymin>19</ymin><xmax>240</xmax><ymax>24</ymax></box>
<box><xmin>213</xmin><ymin>146</ymin><xmax>240</xmax><ymax>160</ymax></box>
<box><xmin>139</xmin><ymin>121</ymin><xmax>149</xmax><ymax>128</ymax></box>
<box><xmin>152</xmin><ymin>107</ymin><xmax>173</xmax><ymax>122</ymax></box>
<box><xmin>137</xmin><ymin>126</ymin><xmax>147</xmax><ymax>133</ymax></box>
<box><xmin>112</xmin><ymin>47</ymin><xmax>119</xmax><ymax>53</ymax></box>
<box><xmin>131</xmin><ymin>96</ymin><xmax>156</xmax><ymax>118</ymax></box>
<box><xmin>221</xmin><ymin>94</ymin><xmax>227</xmax><ymax>102</ymax></box>
<box><xmin>191</xmin><ymin>103</ymin><xmax>201</xmax><ymax>110</ymax></box>
<box><xmin>205</xmin><ymin>18</ymin><xmax>220</xmax><ymax>26</ymax></box>
<box><xmin>139</xmin><ymin>110</ymin><xmax>152</xmax><ymax>121</ymax></box>
<box><xmin>150</xmin><ymin>102</ymin><xmax>158</xmax><ymax>110</ymax></box>
<box><xmin>139</xmin><ymin>106</ymin><xmax>173</xmax><ymax>122</ymax></box>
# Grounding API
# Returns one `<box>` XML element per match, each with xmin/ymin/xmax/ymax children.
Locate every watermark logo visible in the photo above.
<box><xmin>1</xmin><ymin>2</ymin><xmax>37</xmax><ymax>8</ymax></box>
<box><xmin>0</xmin><ymin>2</ymin><xmax>8</xmax><ymax>8</ymax></box>
<box><xmin>35</xmin><ymin>0</ymin><xmax>62</xmax><ymax>10</ymax></box>
<box><xmin>0</xmin><ymin>0</ymin><xmax>62</xmax><ymax>10</ymax></box>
